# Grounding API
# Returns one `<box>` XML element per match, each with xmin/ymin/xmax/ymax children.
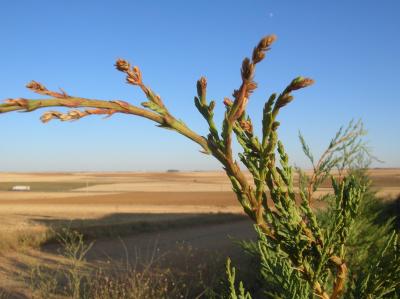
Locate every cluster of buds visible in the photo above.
<box><xmin>237</xmin><ymin>58</ymin><xmax>258</xmax><ymax>108</ymax></box>
<box><xmin>40</xmin><ymin>111</ymin><xmax>70</xmax><ymax>123</ymax></box>
<box><xmin>223</xmin><ymin>97</ymin><xmax>233</xmax><ymax>107</ymax></box>
<box><xmin>196</xmin><ymin>77</ymin><xmax>207</xmax><ymax>105</ymax></box>
<box><xmin>26</xmin><ymin>81</ymin><xmax>47</xmax><ymax>93</ymax></box>
<box><xmin>240</xmin><ymin>58</ymin><xmax>256</xmax><ymax>84</ymax></box>
<box><xmin>252</xmin><ymin>34</ymin><xmax>277</xmax><ymax>64</ymax></box>
<box><xmin>115</xmin><ymin>59</ymin><xmax>167</xmax><ymax>113</ymax></box>
<box><xmin>275</xmin><ymin>93</ymin><xmax>294</xmax><ymax>110</ymax></box>
<box><xmin>26</xmin><ymin>80</ymin><xmax>67</xmax><ymax>98</ymax></box>
<box><xmin>286</xmin><ymin>76</ymin><xmax>314</xmax><ymax>92</ymax></box>
<box><xmin>275</xmin><ymin>77</ymin><xmax>314</xmax><ymax>110</ymax></box>
<box><xmin>115</xmin><ymin>59</ymin><xmax>142</xmax><ymax>86</ymax></box>
<box><xmin>40</xmin><ymin>108</ymin><xmax>116</xmax><ymax>123</ymax></box>
<box><xmin>197</xmin><ymin>77</ymin><xmax>207</xmax><ymax>95</ymax></box>
<box><xmin>239</xmin><ymin>119</ymin><xmax>253</xmax><ymax>135</ymax></box>
<box><xmin>228</xmin><ymin>36</ymin><xmax>277</xmax><ymax>124</ymax></box>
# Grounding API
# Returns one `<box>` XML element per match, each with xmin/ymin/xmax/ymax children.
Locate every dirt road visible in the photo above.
<box><xmin>37</xmin><ymin>216</ymin><xmax>256</xmax><ymax>269</ymax></box>
<box><xmin>83</xmin><ymin>217</ymin><xmax>255</xmax><ymax>264</ymax></box>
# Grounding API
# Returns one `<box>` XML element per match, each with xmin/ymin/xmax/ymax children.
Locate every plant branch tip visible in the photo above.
<box><xmin>288</xmin><ymin>77</ymin><xmax>315</xmax><ymax>92</ymax></box>
<box><xmin>115</xmin><ymin>58</ymin><xmax>142</xmax><ymax>86</ymax></box>
<box><xmin>26</xmin><ymin>80</ymin><xmax>47</xmax><ymax>93</ymax></box>
<box><xmin>115</xmin><ymin>58</ymin><xmax>130</xmax><ymax>72</ymax></box>
<box><xmin>252</xmin><ymin>34</ymin><xmax>277</xmax><ymax>64</ymax></box>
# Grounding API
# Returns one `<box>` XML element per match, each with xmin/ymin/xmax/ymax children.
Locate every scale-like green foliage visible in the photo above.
<box><xmin>350</xmin><ymin>231</ymin><xmax>400</xmax><ymax>298</ymax></box>
<box><xmin>1</xmin><ymin>35</ymin><xmax>398</xmax><ymax>298</ymax></box>
<box><xmin>226</xmin><ymin>258</ymin><xmax>252</xmax><ymax>299</ymax></box>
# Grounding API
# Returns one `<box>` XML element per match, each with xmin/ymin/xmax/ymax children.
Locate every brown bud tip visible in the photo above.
<box><xmin>196</xmin><ymin>77</ymin><xmax>207</xmax><ymax>97</ymax></box>
<box><xmin>26</xmin><ymin>80</ymin><xmax>47</xmax><ymax>92</ymax></box>
<box><xmin>199</xmin><ymin>77</ymin><xmax>207</xmax><ymax>88</ymax></box>
<box><xmin>246</xmin><ymin>81</ymin><xmax>258</xmax><ymax>94</ymax></box>
<box><xmin>68</xmin><ymin>110</ymin><xmax>86</xmax><ymax>119</ymax></box>
<box><xmin>288</xmin><ymin>77</ymin><xmax>315</xmax><ymax>91</ymax></box>
<box><xmin>260</xmin><ymin>34</ymin><xmax>277</xmax><ymax>48</ymax></box>
<box><xmin>275</xmin><ymin>93</ymin><xmax>294</xmax><ymax>109</ymax></box>
<box><xmin>125</xmin><ymin>66</ymin><xmax>142</xmax><ymax>85</ymax></box>
<box><xmin>252</xmin><ymin>35</ymin><xmax>277</xmax><ymax>63</ymax></box>
<box><xmin>223</xmin><ymin>97</ymin><xmax>233</xmax><ymax>107</ymax></box>
<box><xmin>115</xmin><ymin>59</ymin><xmax>130</xmax><ymax>72</ymax></box>
<box><xmin>132</xmin><ymin>66</ymin><xmax>140</xmax><ymax>74</ymax></box>
<box><xmin>241</xmin><ymin>58</ymin><xmax>254</xmax><ymax>81</ymax></box>
<box><xmin>40</xmin><ymin>111</ymin><xmax>61</xmax><ymax>123</ymax></box>
<box><xmin>40</xmin><ymin>112</ymin><xmax>53</xmax><ymax>123</ymax></box>
<box><xmin>239</xmin><ymin>120</ymin><xmax>253</xmax><ymax>134</ymax></box>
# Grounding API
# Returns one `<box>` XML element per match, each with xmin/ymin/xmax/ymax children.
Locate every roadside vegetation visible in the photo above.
<box><xmin>7</xmin><ymin>227</ymin><xmax>227</xmax><ymax>299</ymax></box>
<box><xmin>0</xmin><ymin>213</ymin><xmax>246</xmax><ymax>253</ymax></box>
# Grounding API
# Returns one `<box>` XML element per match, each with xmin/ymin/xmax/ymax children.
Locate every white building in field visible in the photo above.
<box><xmin>11</xmin><ymin>185</ymin><xmax>31</xmax><ymax>191</ymax></box>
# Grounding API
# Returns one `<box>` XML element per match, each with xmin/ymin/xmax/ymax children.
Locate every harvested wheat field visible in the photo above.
<box><xmin>0</xmin><ymin>169</ymin><xmax>398</xmax><ymax>246</ymax></box>
<box><xmin>0</xmin><ymin>169</ymin><xmax>399</xmax><ymax>297</ymax></box>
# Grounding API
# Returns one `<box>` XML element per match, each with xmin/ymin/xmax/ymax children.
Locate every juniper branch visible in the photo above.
<box><xmin>299</xmin><ymin>120</ymin><xmax>368</xmax><ymax>202</ymax></box>
<box><xmin>1</xmin><ymin>35</ymin><xmax>365</xmax><ymax>299</ymax></box>
<box><xmin>0</xmin><ymin>82</ymin><xmax>209</xmax><ymax>155</ymax></box>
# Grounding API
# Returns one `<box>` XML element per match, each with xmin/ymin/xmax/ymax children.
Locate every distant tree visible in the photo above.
<box><xmin>166</xmin><ymin>169</ymin><xmax>180</xmax><ymax>173</ymax></box>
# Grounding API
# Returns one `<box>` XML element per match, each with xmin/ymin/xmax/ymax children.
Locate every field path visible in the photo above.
<box><xmin>41</xmin><ymin>217</ymin><xmax>256</xmax><ymax>269</ymax></box>
<box><xmin>88</xmin><ymin>218</ymin><xmax>254</xmax><ymax>261</ymax></box>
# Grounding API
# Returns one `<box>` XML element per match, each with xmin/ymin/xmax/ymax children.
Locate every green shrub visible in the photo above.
<box><xmin>236</xmin><ymin>170</ymin><xmax>399</xmax><ymax>298</ymax></box>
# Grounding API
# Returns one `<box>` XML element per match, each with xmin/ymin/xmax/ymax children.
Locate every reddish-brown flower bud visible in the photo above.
<box><xmin>68</xmin><ymin>110</ymin><xmax>86</xmax><ymax>119</ymax></box>
<box><xmin>40</xmin><ymin>111</ymin><xmax>62</xmax><ymax>123</ymax></box>
<box><xmin>246</xmin><ymin>81</ymin><xmax>257</xmax><ymax>94</ymax></box>
<box><xmin>126</xmin><ymin>66</ymin><xmax>142</xmax><ymax>85</ymax></box>
<box><xmin>287</xmin><ymin>77</ymin><xmax>314</xmax><ymax>91</ymax></box>
<box><xmin>252</xmin><ymin>35</ymin><xmax>277</xmax><ymax>64</ymax></box>
<box><xmin>40</xmin><ymin>112</ymin><xmax>54</xmax><ymax>123</ymax></box>
<box><xmin>59</xmin><ymin>114</ymin><xmax>72</xmax><ymax>121</ymax></box>
<box><xmin>259</xmin><ymin>34</ymin><xmax>277</xmax><ymax>49</ymax></box>
<box><xmin>199</xmin><ymin>77</ymin><xmax>207</xmax><ymax>89</ymax></box>
<box><xmin>275</xmin><ymin>94</ymin><xmax>293</xmax><ymax>109</ymax></box>
<box><xmin>132</xmin><ymin>66</ymin><xmax>140</xmax><ymax>74</ymax></box>
<box><xmin>197</xmin><ymin>77</ymin><xmax>207</xmax><ymax>98</ymax></box>
<box><xmin>239</xmin><ymin>120</ymin><xmax>253</xmax><ymax>134</ymax></box>
<box><xmin>115</xmin><ymin>59</ymin><xmax>130</xmax><ymax>72</ymax></box>
<box><xmin>26</xmin><ymin>80</ymin><xmax>47</xmax><ymax>92</ymax></box>
<box><xmin>241</xmin><ymin>58</ymin><xmax>254</xmax><ymax>81</ymax></box>
<box><xmin>223</xmin><ymin>97</ymin><xmax>233</xmax><ymax>107</ymax></box>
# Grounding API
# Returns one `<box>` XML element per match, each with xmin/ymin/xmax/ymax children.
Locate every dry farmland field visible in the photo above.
<box><xmin>0</xmin><ymin>169</ymin><xmax>399</xmax><ymax>297</ymax></box>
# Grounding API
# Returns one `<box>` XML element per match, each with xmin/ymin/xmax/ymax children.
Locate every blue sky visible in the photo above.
<box><xmin>0</xmin><ymin>0</ymin><xmax>399</xmax><ymax>171</ymax></box>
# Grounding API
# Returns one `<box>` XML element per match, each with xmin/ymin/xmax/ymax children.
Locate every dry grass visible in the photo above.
<box><xmin>0</xmin><ymin>212</ymin><xmax>246</xmax><ymax>253</ymax></box>
<box><xmin>1</xmin><ymin>227</ymin><xmax>234</xmax><ymax>299</ymax></box>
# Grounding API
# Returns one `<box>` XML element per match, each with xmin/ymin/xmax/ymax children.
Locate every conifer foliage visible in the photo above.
<box><xmin>1</xmin><ymin>35</ymin><xmax>398</xmax><ymax>298</ymax></box>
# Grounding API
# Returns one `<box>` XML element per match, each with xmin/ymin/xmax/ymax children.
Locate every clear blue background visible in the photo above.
<box><xmin>0</xmin><ymin>0</ymin><xmax>399</xmax><ymax>171</ymax></box>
